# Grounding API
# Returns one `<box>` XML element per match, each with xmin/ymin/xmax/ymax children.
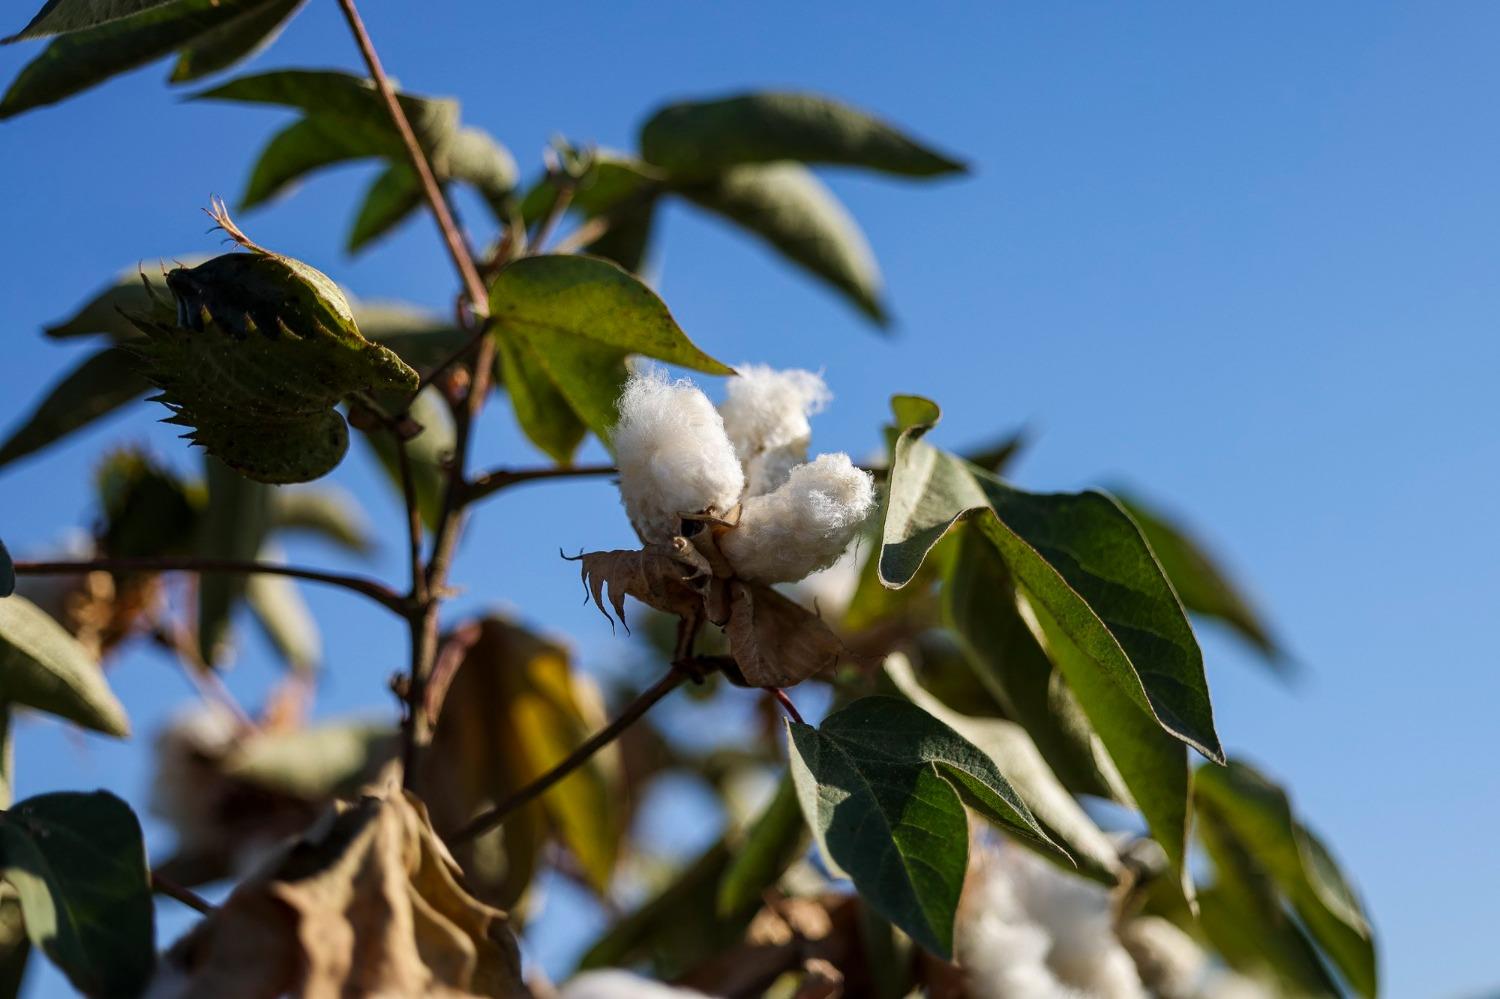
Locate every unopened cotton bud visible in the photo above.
<box><xmin>718</xmin><ymin>365</ymin><xmax>830</xmax><ymax>496</ymax></box>
<box><xmin>613</xmin><ymin>369</ymin><xmax>744</xmax><ymax>545</ymax></box>
<box><xmin>720</xmin><ymin>453</ymin><xmax>876</xmax><ymax>584</ymax></box>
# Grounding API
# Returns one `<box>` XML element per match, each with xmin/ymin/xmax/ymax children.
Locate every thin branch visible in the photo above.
<box><xmin>393</xmin><ymin>437</ymin><xmax>426</xmax><ymax>605</ymax></box>
<box><xmin>415</xmin><ymin>323</ymin><xmax>490</xmax><ymax>393</ymax></box>
<box><xmin>152</xmin><ymin>872</ymin><xmax>213</xmax><ymax>915</ymax></box>
<box><xmin>448</xmin><ymin>665</ymin><xmax>691</xmax><ymax>845</ymax></box>
<box><xmin>528</xmin><ymin>182</ymin><xmax>574</xmax><ymax>257</ymax></box>
<box><xmin>12</xmin><ymin>558</ymin><xmax>405</xmax><ymax>614</ymax></box>
<box><xmin>333</xmin><ymin>0</ymin><xmax>489</xmax><ymax>319</ymax></box>
<box><xmin>465</xmin><ymin>463</ymin><xmax>617</xmax><ymax>502</ymax></box>
<box><xmin>769</xmin><ymin>687</ymin><xmax>805</xmax><ymax>725</ymax></box>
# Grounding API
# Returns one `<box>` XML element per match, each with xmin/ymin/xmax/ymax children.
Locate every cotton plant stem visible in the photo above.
<box><xmin>11</xmin><ymin>559</ymin><xmax>405</xmax><ymax>614</ymax></box>
<box><xmin>448</xmin><ymin>666</ymin><xmax>691</xmax><ymax>845</ymax></box>
<box><xmin>465</xmin><ymin>463</ymin><xmax>618</xmax><ymax>501</ymax></box>
<box><xmin>152</xmin><ymin>872</ymin><xmax>214</xmax><ymax>915</ymax></box>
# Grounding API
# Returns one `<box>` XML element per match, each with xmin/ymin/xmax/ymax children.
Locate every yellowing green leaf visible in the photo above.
<box><xmin>0</xmin><ymin>595</ymin><xmax>128</xmax><ymax>736</ymax></box>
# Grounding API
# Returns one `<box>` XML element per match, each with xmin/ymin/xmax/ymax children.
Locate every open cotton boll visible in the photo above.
<box><xmin>560</xmin><ymin>970</ymin><xmax>713</xmax><ymax>999</ymax></box>
<box><xmin>613</xmin><ymin>369</ymin><xmax>744</xmax><ymax>545</ymax></box>
<box><xmin>719</xmin><ymin>365</ymin><xmax>830</xmax><ymax>496</ymax></box>
<box><xmin>720</xmin><ymin>453</ymin><xmax>876</xmax><ymax>583</ymax></box>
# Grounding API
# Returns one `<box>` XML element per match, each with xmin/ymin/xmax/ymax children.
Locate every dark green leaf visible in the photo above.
<box><xmin>879</xmin><ymin>399</ymin><xmax>1220</xmax><ymax>885</ymax></box>
<box><xmin>0</xmin><ymin>348</ymin><xmax>149</xmax><ymax>473</ymax></box>
<box><xmin>1114</xmin><ymin>491</ymin><xmax>1284</xmax><ymax>664</ymax></box>
<box><xmin>493</xmin><ymin>332</ymin><xmax>586</xmax><ymax>464</ymax></box>
<box><xmin>0</xmin><ymin>595</ymin><xmax>129</xmax><ymax>736</ymax></box>
<box><xmin>716</xmin><ymin>774</ymin><xmax>807</xmax><ymax>917</ymax></box>
<box><xmin>943</xmin><ymin>526</ymin><xmax>1129</xmax><ymax>803</ymax></box>
<box><xmin>43</xmin><ymin>266</ymin><xmax>198</xmax><ymax>341</ymax></box>
<box><xmin>883</xmin><ymin>653</ymin><xmax>1121</xmax><ymax>884</ymax></box>
<box><xmin>131</xmin><ymin>231</ymin><xmax>418</xmax><ymax>483</ymax></box>
<box><xmin>640</xmin><ymin>91</ymin><xmax>966</xmax><ymax>179</ymax></box>
<box><xmin>0</xmin><ymin>791</ymin><xmax>154</xmax><ymax>997</ymax></box>
<box><xmin>0</xmin><ymin>541</ymin><xmax>13</xmax><ymax>599</ymax></box>
<box><xmin>269</xmin><ymin>486</ymin><xmax>373</xmax><ymax>554</ymax></box>
<box><xmin>352</xmin><ymin>302</ymin><xmax>467</xmax><ymax>370</ymax></box>
<box><xmin>0</xmin><ymin>885</ymin><xmax>28</xmax><ymax>999</ymax></box>
<box><xmin>167</xmin><ymin>0</ymin><xmax>303</xmax><ymax>83</ymax></box>
<box><xmin>194</xmin><ymin>456</ymin><xmax>272</xmax><ymax>666</ymax></box>
<box><xmin>519</xmin><ymin>152</ymin><xmax>660</xmax><ymax>270</ymax></box>
<box><xmin>347</xmin><ymin>162</ymin><xmax>423</xmax><ymax>252</ymax></box>
<box><xmin>786</xmin><ymin>695</ymin><xmax>1061</xmax><ymax>958</ymax></box>
<box><xmin>0</xmin><ymin>0</ymin><xmax>287</xmax><ymax>119</ymax></box>
<box><xmin>244</xmin><ymin>561</ymin><xmax>319</xmax><ymax>675</ymax></box>
<box><xmin>95</xmin><ymin>449</ymin><xmax>200</xmax><ymax>558</ymax></box>
<box><xmin>192</xmin><ymin>68</ymin><xmax>457</xmax><ymax>143</ymax></box>
<box><xmin>681</xmin><ymin>163</ymin><xmax>885</xmax><ymax>324</ymax></box>
<box><xmin>1197</xmin><ymin>760</ymin><xmax>1376</xmax><ymax>996</ymax></box>
<box><xmin>364</xmin><ymin>387</ymin><xmax>453</xmax><ymax>532</ymax></box>
<box><xmin>237</xmin><ymin>115</ymin><xmax>402</xmax><ymax>209</ymax></box>
<box><xmin>489</xmin><ymin>254</ymin><xmax>731</xmax><ymax>458</ymax></box>
<box><xmin>5</xmin><ymin>0</ymin><xmax>178</xmax><ymax>43</ymax></box>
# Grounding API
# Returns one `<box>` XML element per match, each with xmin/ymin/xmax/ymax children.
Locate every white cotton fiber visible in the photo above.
<box><xmin>718</xmin><ymin>365</ymin><xmax>831</xmax><ymax>496</ymax></box>
<box><xmin>957</xmin><ymin>843</ymin><xmax>1146</xmax><ymax>999</ymax></box>
<box><xmin>613</xmin><ymin>369</ymin><xmax>745</xmax><ymax>545</ymax></box>
<box><xmin>720</xmin><ymin>452</ymin><xmax>875</xmax><ymax>583</ymax></box>
<box><xmin>559</xmin><ymin>970</ymin><xmax>713</xmax><ymax>999</ymax></box>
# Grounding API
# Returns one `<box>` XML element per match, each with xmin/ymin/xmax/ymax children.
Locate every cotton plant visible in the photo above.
<box><xmin>577</xmin><ymin>364</ymin><xmax>875</xmax><ymax>688</ymax></box>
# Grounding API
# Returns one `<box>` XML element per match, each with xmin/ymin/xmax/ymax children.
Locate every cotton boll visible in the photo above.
<box><xmin>719</xmin><ymin>365</ymin><xmax>830</xmax><ymax>496</ymax></box>
<box><xmin>560</xmin><ymin>970</ymin><xmax>713</xmax><ymax>999</ymax></box>
<box><xmin>1119</xmin><ymin>917</ymin><xmax>1208</xmax><ymax>998</ymax></box>
<box><xmin>720</xmin><ymin>453</ymin><xmax>876</xmax><ymax>584</ymax></box>
<box><xmin>613</xmin><ymin>369</ymin><xmax>744</xmax><ymax>545</ymax></box>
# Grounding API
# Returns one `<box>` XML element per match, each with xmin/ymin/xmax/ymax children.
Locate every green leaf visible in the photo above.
<box><xmin>681</xmin><ymin>163</ymin><xmax>886</xmax><ymax>324</ymax></box>
<box><xmin>1114</xmin><ymin>491</ymin><xmax>1284</xmax><ymax>664</ymax></box>
<box><xmin>440</xmin><ymin>126</ymin><xmax>518</xmax><ymax>204</ymax></box>
<box><xmin>519</xmin><ymin>152</ymin><xmax>661</xmax><ymax>271</ymax></box>
<box><xmin>716</xmin><ymin>774</ymin><xmax>808</xmax><ymax>917</ymax></box>
<box><xmin>1197</xmin><ymin>760</ymin><xmax>1377</xmax><ymax>996</ymax></box>
<box><xmin>131</xmin><ymin>227</ymin><xmax>418</xmax><ymax>484</ymax></box>
<box><xmin>237</xmin><ymin>115</ymin><xmax>403</xmax><ymax>209</ymax></box>
<box><xmin>879</xmin><ymin>399</ymin><xmax>1221</xmax><ymax>886</ymax></box>
<box><xmin>348</xmin><ymin>162</ymin><xmax>423</xmax><ymax>252</ymax></box>
<box><xmin>489</xmin><ymin>254</ymin><xmax>731</xmax><ymax>458</ymax></box>
<box><xmin>0</xmin><ymin>596</ymin><xmax>128</xmax><ymax>736</ymax></box>
<box><xmin>943</xmin><ymin>526</ymin><xmax>1130</xmax><ymax>803</ymax></box>
<box><xmin>5</xmin><ymin>0</ymin><xmax>178</xmax><ymax>43</ymax></box>
<box><xmin>44</xmin><ymin>266</ymin><xmax>204</xmax><ymax>341</ymax></box>
<box><xmin>364</xmin><ymin>387</ymin><xmax>453</xmax><ymax>533</ymax></box>
<box><xmin>194</xmin><ymin>456</ymin><xmax>272</xmax><ymax>666</ymax></box>
<box><xmin>269</xmin><ymin>486</ymin><xmax>373</xmax><ymax>554</ymax></box>
<box><xmin>883</xmin><ymin>653</ymin><xmax>1121</xmax><ymax>884</ymax></box>
<box><xmin>245</xmin><ymin>556</ymin><xmax>319</xmax><ymax>676</ymax></box>
<box><xmin>0</xmin><ymin>0</ymin><xmax>289</xmax><ymax>119</ymax></box>
<box><xmin>0</xmin><ymin>885</ymin><xmax>28</xmax><ymax>999</ymax></box>
<box><xmin>193</xmin><ymin>68</ymin><xmax>457</xmax><ymax>140</ymax></box>
<box><xmin>0</xmin><ymin>540</ymin><xmax>13</xmax><ymax>599</ymax></box>
<box><xmin>0</xmin><ymin>348</ymin><xmax>149</xmax><ymax>473</ymax></box>
<box><xmin>639</xmin><ymin>91</ymin><xmax>966</xmax><ymax>179</ymax></box>
<box><xmin>786</xmin><ymin>695</ymin><xmax>1061</xmax><ymax>958</ymax></box>
<box><xmin>0</xmin><ymin>791</ymin><xmax>154</xmax><ymax>997</ymax></box>
<box><xmin>222</xmin><ymin>720</ymin><xmax>395</xmax><ymax>799</ymax></box>
<box><xmin>352</xmin><ymin>302</ymin><xmax>467</xmax><ymax>370</ymax></box>
<box><xmin>166</xmin><ymin>0</ymin><xmax>303</xmax><ymax>84</ymax></box>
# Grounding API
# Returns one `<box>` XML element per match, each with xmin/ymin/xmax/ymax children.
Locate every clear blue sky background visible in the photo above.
<box><xmin>2</xmin><ymin>3</ymin><xmax>1496</xmax><ymax>996</ymax></box>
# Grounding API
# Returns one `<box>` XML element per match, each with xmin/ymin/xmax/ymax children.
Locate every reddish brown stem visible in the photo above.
<box><xmin>465</xmin><ymin>463</ymin><xmax>617</xmax><ymax>501</ymax></box>
<box><xmin>152</xmin><ymin>872</ymin><xmax>213</xmax><ymax>915</ymax></box>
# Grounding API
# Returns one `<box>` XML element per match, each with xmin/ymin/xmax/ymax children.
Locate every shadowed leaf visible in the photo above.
<box><xmin>0</xmin><ymin>595</ymin><xmax>128</xmax><ymax>735</ymax></box>
<box><xmin>640</xmin><ymin>91</ymin><xmax>966</xmax><ymax>179</ymax></box>
<box><xmin>0</xmin><ymin>540</ymin><xmax>13</xmax><ymax>598</ymax></box>
<box><xmin>716</xmin><ymin>774</ymin><xmax>808</xmax><ymax>917</ymax></box>
<box><xmin>0</xmin><ymin>348</ymin><xmax>149</xmax><ymax>473</ymax></box>
<box><xmin>246</xmin><ymin>561</ymin><xmax>320</xmax><ymax>676</ymax></box>
<box><xmin>787</xmin><ymin>695</ymin><xmax>1062</xmax><ymax>958</ymax></box>
<box><xmin>167</xmin><ymin>0</ymin><xmax>303</xmax><ymax>83</ymax></box>
<box><xmin>364</xmin><ymin>387</ymin><xmax>453</xmax><ymax>533</ymax></box>
<box><xmin>5</xmin><ymin>0</ymin><xmax>178</xmax><ymax>41</ymax></box>
<box><xmin>0</xmin><ymin>791</ymin><xmax>154</xmax><ymax>997</ymax></box>
<box><xmin>194</xmin><ymin>456</ymin><xmax>272</xmax><ymax>666</ymax></box>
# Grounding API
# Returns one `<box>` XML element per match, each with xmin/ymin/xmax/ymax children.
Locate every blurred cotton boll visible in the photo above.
<box><xmin>720</xmin><ymin>453</ymin><xmax>876</xmax><ymax>584</ymax></box>
<box><xmin>718</xmin><ymin>364</ymin><xmax>830</xmax><ymax>496</ymax></box>
<box><xmin>613</xmin><ymin>368</ymin><xmax>744</xmax><ymax>545</ymax></box>
<box><xmin>559</xmin><ymin>970</ymin><xmax>713</xmax><ymax>999</ymax></box>
<box><xmin>957</xmin><ymin>842</ymin><xmax>1145</xmax><ymax>999</ymax></box>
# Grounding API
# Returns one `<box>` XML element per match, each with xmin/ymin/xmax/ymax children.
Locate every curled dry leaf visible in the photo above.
<box><xmin>157</xmin><ymin>787</ymin><xmax>529</xmax><ymax>999</ymax></box>
<box><xmin>569</xmin><ymin>548</ymin><xmax>705</xmax><ymax>632</ymax></box>
<box><xmin>725</xmin><ymin>582</ymin><xmax>846</xmax><ymax>688</ymax></box>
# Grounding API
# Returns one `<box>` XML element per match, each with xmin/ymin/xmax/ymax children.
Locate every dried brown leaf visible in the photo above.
<box><xmin>726</xmin><ymin>582</ymin><xmax>846</xmax><ymax>688</ymax></box>
<box><xmin>569</xmin><ymin>548</ymin><xmax>705</xmax><ymax>632</ymax></box>
<box><xmin>158</xmin><ymin>787</ymin><xmax>529</xmax><ymax>999</ymax></box>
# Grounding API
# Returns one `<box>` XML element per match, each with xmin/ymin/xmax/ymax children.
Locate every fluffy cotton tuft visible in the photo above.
<box><xmin>718</xmin><ymin>365</ymin><xmax>830</xmax><ymax>496</ymax></box>
<box><xmin>559</xmin><ymin>970</ymin><xmax>712</xmax><ymax>999</ymax></box>
<box><xmin>613</xmin><ymin>369</ymin><xmax>744</xmax><ymax>545</ymax></box>
<box><xmin>720</xmin><ymin>453</ymin><xmax>876</xmax><ymax>583</ymax></box>
<box><xmin>957</xmin><ymin>843</ymin><xmax>1146</xmax><ymax>999</ymax></box>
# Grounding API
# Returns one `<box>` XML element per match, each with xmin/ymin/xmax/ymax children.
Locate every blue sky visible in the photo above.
<box><xmin>2</xmin><ymin>3</ymin><xmax>1497</xmax><ymax>995</ymax></box>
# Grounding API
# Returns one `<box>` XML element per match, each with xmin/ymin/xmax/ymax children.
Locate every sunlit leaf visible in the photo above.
<box><xmin>0</xmin><ymin>791</ymin><xmax>153</xmax><ymax>997</ymax></box>
<box><xmin>0</xmin><ymin>348</ymin><xmax>149</xmax><ymax>473</ymax></box>
<box><xmin>1197</xmin><ymin>760</ymin><xmax>1376</xmax><ymax>996</ymax></box>
<box><xmin>640</xmin><ymin>91</ymin><xmax>966</xmax><ymax>179</ymax></box>
<box><xmin>680</xmin><ymin>163</ymin><xmax>885</xmax><ymax>324</ymax></box>
<box><xmin>786</xmin><ymin>695</ymin><xmax>1061</xmax><ymax>958</ymax></box>
<box><xmin>223</xmin><ymin>721</ymin><xmax>395</xmax><ymax>799</ymax></box>
<box><xmin>0</xmin><ymin>595</ymin><xmax>128</xmax><ymax>736</ymax></box>
<box><xmin>0</xmin><ymin>0</ymin><xmax>290</xmax><ymax>119</ymax></box>
<box><xmin>489</xmin><ymin>254</ymin><xmax>731</xmax><ymax>459</ymax></box>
